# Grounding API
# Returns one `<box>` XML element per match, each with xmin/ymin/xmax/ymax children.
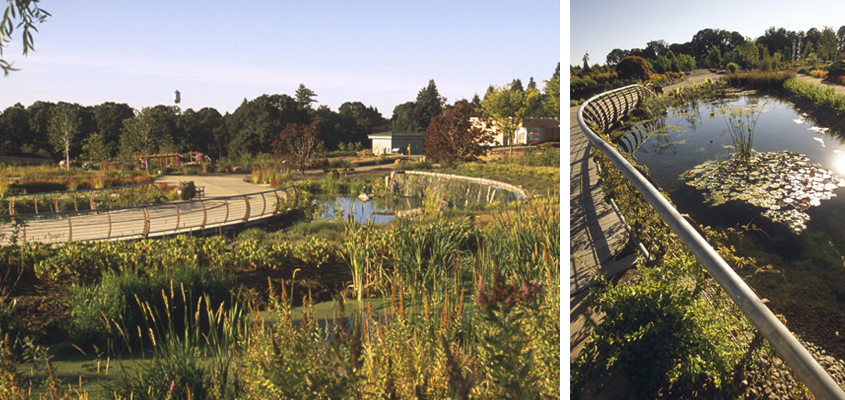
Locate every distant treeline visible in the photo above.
<box><xmin>578</xmin><ymin>26</ymin><xmax>845</xmax><ymax>72</ymax></box>
<box><xmin>1</xmin><ymin>67</ymin><xmax>560</xmax><ymax>163</ymax></box>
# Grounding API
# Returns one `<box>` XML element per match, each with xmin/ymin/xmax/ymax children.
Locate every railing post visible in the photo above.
<box><xmin>174</xmin><ymin>204</ymin><xmax>181</xmax><ymax>233</ymax></box>
<box><xmin>242</xmin><ymin>195</ymin><xmax>251</xmax><ymax>223</ymax></box>
<box><xmin>273</xmin><ymin>191</ymin><xmax>282</xmax><ymax>216</ymax></box>
<box><xmin>142</xmin><ymin>207</ymin><xmax>150</xmax><ymax>239</ymax></box>
<box><xmin>223</xmin><ymin>199</ymin><xmax>229</xmax><ymax>223</ymax></box>
<box><xmin>609</xmin><ymin>94</ymin><xmax>624</xmax><ymax>126</ymax></box>
<box><xmin>66</xmin><ymin>213</ymin><xmax>72</xmax><ymax>242</ymax></box>
<box><xmin>8</xmin><ymin>196</ymin><xmax>13</xmax><ymax>216</ymax></box>
<box><xmin>107</xmin><ymin>209</ymin><xmax>112</xmax><ymax>240</ymax></box>
<box><xmin>200</xmin><ymin>200</ymin><xmax>207</xmax><ymax>231</ymax></box>
<box><xmin>260</xmin><ymin>192</ymin><xmax>267</xmax><ymax>216</ymax></box>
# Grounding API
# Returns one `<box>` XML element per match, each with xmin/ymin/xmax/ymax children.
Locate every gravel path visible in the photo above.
<box><xmin>156</xmin><ymin>173</ymin><xmax>264</xmax><ymax>197</ymax></box>
<box><xmin>662</xmin><ymin>69</ymin><xmax>723</xmax><ymax>92</ymax></box>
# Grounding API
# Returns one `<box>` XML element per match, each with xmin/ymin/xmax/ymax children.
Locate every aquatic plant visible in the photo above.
<box><xmin>683</xmin><ymin>151</ymin><xmax>845</xmax><ymax>232</ymax></box>
<box><xmin>717</xmin><ymin>102</ymin><xmax>766</xmax><ymax>159</ymax></box>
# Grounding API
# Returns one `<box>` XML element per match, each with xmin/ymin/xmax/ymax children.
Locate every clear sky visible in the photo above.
<box><xmin>1</xmin><ymin>1</ymin><xmax>561</xmax><ymax>117</ymax></box>
<box><xmin>570</xmin><ymin>0</ymin><xmax>845</xmax><ymax>67</ymax></box>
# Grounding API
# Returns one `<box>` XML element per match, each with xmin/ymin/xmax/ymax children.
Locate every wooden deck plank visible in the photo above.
<box><xmin>570</xmin><ymin>105</ymin><xmax>639</xmax><ymax>365</ymax></box>
<box><xmin>0</xmin><ymin>190</ymin><xmax>285</xmax><ymax>245</ymax></box>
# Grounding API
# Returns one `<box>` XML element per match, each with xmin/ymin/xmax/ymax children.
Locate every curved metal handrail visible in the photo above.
<box><xmin>0</xmin><ymin>186</ymin><xmax>297</xmax><ymax>245</ymax></box>
<box><xmin>577</xmin><ymin>84</ymin><xmax>845</xmax><ymax>399</ymax></box>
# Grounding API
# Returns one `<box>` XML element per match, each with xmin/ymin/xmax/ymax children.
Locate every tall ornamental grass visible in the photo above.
<box><xmin>240</xmin><ymin>205</ymin><xmax>560</xmax><ymax>399</ymax></box>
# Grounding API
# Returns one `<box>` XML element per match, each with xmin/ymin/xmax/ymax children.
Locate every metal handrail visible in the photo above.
<box><xmin>5</xmin><ymin>187</ymin><xmax>292</xmax><ymax>219</ymax></box>
<box><xmin>577</xmin><ymin>84</ymin><xmax>845</xmax><ymax>399</ymax></box>
<box><xmin>0</xmin><ymin>186</ymin><xmax>297</xmax><ymax>244</ymax></box>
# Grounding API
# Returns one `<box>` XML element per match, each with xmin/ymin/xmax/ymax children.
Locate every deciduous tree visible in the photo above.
<box><xmin>616</xmin><ymin>56</ymin><xmax>651</xmax><ymax>80</ymax></box>
<box><xmin>390</xmin><ymin>101</ymin><xmax>420</xmax><ymax>133</ymax></box>
<box><xmin>0</xmin><ymin>103</ymin><xmax>31</xmax><ymax>153</ymax></box>
<box><xmin>92</xmin><ymin>102</ymin><xmax>134</xmax><ymax>158</ymax></box>
<box><xmin>606</xmin><ymin>48</ymin><xmax>630</xmax><ymax>66</ymax></box>
<box><xmin>48</xmin><ymin>102</ymin><xmax>82</xmax><ymax>169</ymax></box>
<box><xmin>424</xmin><ymin>102</ymin><xmax>494</xmax><ymax>167</ymax></box>
<box><xmin>482</xmin><ymin>82</ymin><xmax>538</xmax><ymax>156</ymax></box>
<box><xmin>543</xmin><ymin>74</ymin><xmax>560</xmax><ymax>122</ymax></box>
<box><xmin>121</xmin><ymin>107</ymin><xmax>168</xmax><ymax>171</ymax></box>
<box><xmin>272</xmin><ymin>121</ymin><xmax>324</xmax><ymax>174</ymax></box>
<box><xmin>817</xmin><ymin>27</ymin><xmax>839</xmax><ymax>61</ymax></box>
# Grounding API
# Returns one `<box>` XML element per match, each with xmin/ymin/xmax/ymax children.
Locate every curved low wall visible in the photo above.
<box><xmin>386</xmin><ymin>170</ymin><xmax>530</xmax><ymax>207</ymax></box>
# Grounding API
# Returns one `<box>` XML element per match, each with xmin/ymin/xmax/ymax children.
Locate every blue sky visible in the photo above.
<box><xmin>2</xmin><ymin>1</ymin><xmax>560</xmax><ymax>117</ymax></box>
<box><xmin>570</xmin><ymin>0</ymin><xmax>845</xmax><ymax>68</ymax></box>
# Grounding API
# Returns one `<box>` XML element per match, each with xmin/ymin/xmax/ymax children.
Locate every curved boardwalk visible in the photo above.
<box><xmin>0</xmin><ymin>180</ymin><xmax>289</xmax><ymax>245</ymax></box>
<box><xmin>569</xmin><ymin>105</ymin><xmax>637</xmax><ymax>364</ymax></box>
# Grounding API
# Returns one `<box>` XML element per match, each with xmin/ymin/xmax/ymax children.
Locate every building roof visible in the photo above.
<box><xmin>523</xmin><ymin>117</ymin><xmax>560</xmax><ymax>128</ymax></box>
<box><xmin>368</xmin><ymin>131</ymin><xmax>425</xmax><ymax>139</ymax></box>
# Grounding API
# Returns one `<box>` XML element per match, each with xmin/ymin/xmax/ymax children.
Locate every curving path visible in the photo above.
<box><xmin>155</xmin><ymin>173</ymin><xmax>267</xmax><ymax>197</ymax></box>
<box><xmin>0</xmin><ymin>176</ymin><xmax>287</xmax><ymax>245</ymax></box>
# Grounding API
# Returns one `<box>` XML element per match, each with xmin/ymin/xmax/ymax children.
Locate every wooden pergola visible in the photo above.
<box><xmin>138</xmin><ymin>152</ymin><xmax>206</xmax><ymax>170</ymax></box>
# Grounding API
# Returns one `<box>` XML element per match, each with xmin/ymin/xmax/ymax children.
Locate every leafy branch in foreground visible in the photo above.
<box><xmin>1</xmin><ymin>0</ymin><xmax>50</xmax><ymax>75</ymax></box>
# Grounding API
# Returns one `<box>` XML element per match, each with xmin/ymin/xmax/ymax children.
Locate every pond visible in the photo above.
<box><xmin>313</xmin><ymin>195</ymin><xmax>422</xmax><ymax>224</ymax></box>
<box><xmin>622</xmin><ymin>92</ymin><xmax>845</xmax><ymax>358</ymax></box>
<box><xmin>624</xmin><ymin>93</ymin><xmax>845</xmax><ymax>232</ymax></box>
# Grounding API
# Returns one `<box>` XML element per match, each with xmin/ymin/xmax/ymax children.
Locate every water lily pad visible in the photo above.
<box><xmin>682</xmin><ymin>151</ymin><xmax>843</xmax><ymax>233</ymax></box>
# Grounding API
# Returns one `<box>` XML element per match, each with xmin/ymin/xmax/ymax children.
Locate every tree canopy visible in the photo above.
<box><xmin>482</xmin><ymin>82</ymin><xmax>540</xmax><ymax>155</ymax></box>
<box><xmin>48</xmin><ymin>102</ymin><xmax>83</xmax><ymax>169</ymax></box>
<box><xmin>424</xmin><ymin>101</ymin><xmax>494</xmax><ymax>167</ymax></box>
<box><xmin>272</xmin><ymin>121</ymin><xmax>324</xmax><ymax>173</ymax></box>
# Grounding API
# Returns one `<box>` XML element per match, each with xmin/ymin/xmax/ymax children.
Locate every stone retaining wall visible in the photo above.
<box><xmin>386</xmin><ymin>170</ymin><xmax>530</xmax><ymax>208</ymax></box>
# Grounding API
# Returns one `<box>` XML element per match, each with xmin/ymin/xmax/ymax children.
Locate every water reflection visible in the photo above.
<box><xmin>314</xmin><ymin>195</ymin><xmax>422</xmax><ymax>224</ymax></box>
<box><xmin>615</xmin><ymin>117</ymin><xmax>684</xmax><ymax>155</ymax></box>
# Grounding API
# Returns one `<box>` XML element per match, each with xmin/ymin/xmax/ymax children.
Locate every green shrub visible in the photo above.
<box><xmin>784</xmin><ymin>77</ymin><xmax>845</xmax><ymax>113</ymax></box>
<box><xmin>725</xmin><ymin>62</ymin><xmax>739</xmax><ymax>73</ymax></box>
<box><xmin>827</xmin><ymin>60</ymin><xmax>845</xmax><ymax>82</ymax></box>
<box><xmin>319</xmin><ymin>174</ymin><xmax>341</xmax><ymax>194</ymax></box>
<box><xmin>616</xmin><ymin>56</ymin><xmax>651</xmax><ymax>81</ymax></box>
<box><xmin>570</xmin><ymin>75</ymin><xmax>598</xmax><ymax>91</ymax></box>
<box><xmin>518</xmin><ymin>147</ymin><xmax>560</xmax><ymax>167</ymax></box>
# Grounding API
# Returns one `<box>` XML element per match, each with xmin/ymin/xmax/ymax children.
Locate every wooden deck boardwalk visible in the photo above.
<box><xmin>0</xmin><ymin>189</ymin><xmax>289</xmax><ymax>245</ymax></box>
<box><xmin>569</xmin><ymin>104</ymin><xmax>638</xmax><ymax>363</ymax></box>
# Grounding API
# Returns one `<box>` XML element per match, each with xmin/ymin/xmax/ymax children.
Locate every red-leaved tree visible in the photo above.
<box><xmin>272</xmin><ymin>121</ymin><xmax>325</xmax><ymax>173</ymax></box>
<box><xmin>424</xmin><ymin>102</ymin><xmax>495</xmax><ymax>167</ymax></box>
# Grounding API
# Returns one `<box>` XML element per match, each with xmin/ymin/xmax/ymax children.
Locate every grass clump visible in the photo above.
<box><xmin>68</xmin><ymin>264</ymin><xmax>234</xmax><ymax>347</ymax></box>
<box><xmin>721</xmin><ymin>70</ymin><xmax>795</xmax><ymax>90</ymax></box>
<box><xmin>783</xmin><ymin>76</ymin><xmax>845</xmax><ymax>114</ymax></box>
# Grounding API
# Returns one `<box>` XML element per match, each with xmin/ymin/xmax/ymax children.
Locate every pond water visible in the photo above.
<box><xmin>624</xmin><ymin>93</ymin><xmax>845</xmax><ymax>232</ymax></box>
<box><xmin>623</xmin><ymin>92</ymin><xmax>845</xmax><ymax>357</ymax></box>
<box><xmin>313</xmin><ymin>195</ymin><xmax>422</xmax><ymax>224</ymax></box>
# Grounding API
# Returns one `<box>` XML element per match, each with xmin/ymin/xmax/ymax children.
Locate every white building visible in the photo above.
<box><xmin>367</xmin><ymin>131</ymin><xmax>426</xmax><ymax>155</ymax></box>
